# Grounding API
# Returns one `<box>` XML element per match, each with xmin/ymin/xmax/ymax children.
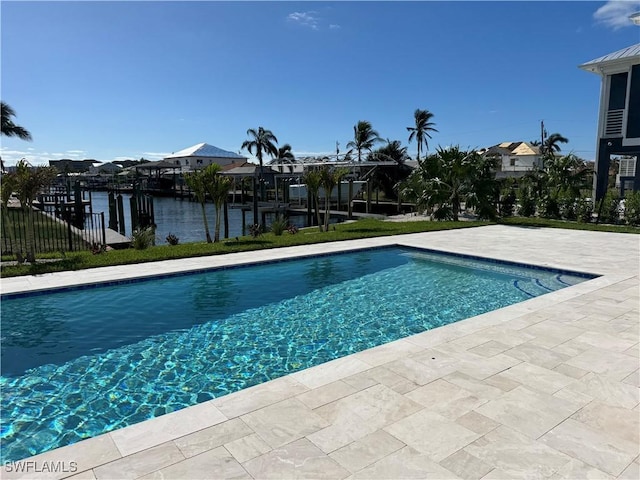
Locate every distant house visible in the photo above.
<box><xmin>164</xmin><ymin>143</ymin><xmax>247</xmax><ymax>171</ymax></box>
<box><xmin>479</xmin><ymin>141</ymin><xmax>543</xmax><ymax>179</ymax></box>
<box><xmin>580</xmin><ymin>44</ymin><xmax>640</xmax><ymax>199</ymax></box>
<box><xmin>49</xmin><ymin>159</ymin><xmax>100</xmax><ymax>173</ymax></box>
<box><xmin>89</xmin><ymin>162</ymin><xmax>122</xmax><ymax>174</ymax></box>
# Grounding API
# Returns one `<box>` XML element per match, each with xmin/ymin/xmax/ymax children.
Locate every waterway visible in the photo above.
<box><xmin>87</xmin><ymin>191</ymin><xmax>275</xmax><ymax>244</ymax></box>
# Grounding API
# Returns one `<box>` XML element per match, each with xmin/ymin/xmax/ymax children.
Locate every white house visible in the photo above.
<box><xmin>580</xmin><ymin>44</ymin><xmax>640</xmax><ymax>199</ymax></box>
<box><xmin>164</xmin><ymin>143</ymin><xmax>247</xmax><ymax>171</ymax></box>
<box><xmin>480</xmin><ymin>141</ymin><xmax>543</xmax><ymax>178</ymax></box>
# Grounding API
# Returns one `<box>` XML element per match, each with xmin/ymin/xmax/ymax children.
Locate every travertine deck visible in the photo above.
<box><xmin>1</xmin><ymin>225</ymin><xmax>638</xmax><ymax>479</ymax></box>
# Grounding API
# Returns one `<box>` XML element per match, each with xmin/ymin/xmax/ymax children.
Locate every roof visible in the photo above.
<box><xmin>579</xmin><ymin>44</ymin><xmax>640</xmax><ymax>73</ymax></box>
<box><xmin>165</xmin><ymin>142</ymin><xmax>247</xmax><ymax>160</ymax></box>
<box><xmin>135</xmin><ymin>160</ymin><xmax>182</xmax><ymax>170</ymax></box>
<box><xmin>483</xmin><ymin>142</ymin><xmax>541</xmax><ymax>156</ymax></box>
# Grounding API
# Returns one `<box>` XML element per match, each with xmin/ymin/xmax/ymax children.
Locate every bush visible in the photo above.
<box><xmin>598</xmin><ymin>190</ymin><xmax>620</xmax><ymax>224</ymax></box>
<box><xmin>576</xmin><ymin>198</ymin><xmax>594</xmax><ymax>223</ymax></box>
<box><xmin>558</xmin><ymin>193</ymin><xmax>578</xmax><ymax>221</ymax></box>
<box><xmin>247</xmin><ymin>223</ymin><xmax>263</xmax><ymax>238</ymax></box>
<box><xmin>131</xmin><ymin>227</ymin><xmax>155</xmax><ymax>250</ymax></box>
<box><xmin>270</xmin><ymin>216</ymin><xmax>288</xmax><ymax>236</ymax></box>
<box><xmin>517</xmin><ymin>188</ymin><xmax>536</xmax><ymax>217</ymax></box>
<box><xmin>500</xmin><ymin>190</ymin><xmax>516</xmax><ymax>218</ymax></box>
<box><xmin>538</xmin><ymin>194</ymin><xmax>560</xmax><ymax>219</ymax></box>
<box><xmin>624</xmin><ymin>190</ymin><xmax>640</xmax><ymax>226</ymax></box>
<box><xmin>166</xmin><ymin>233</ymin><xmax>180</xmax><ymax>245</ymax></box>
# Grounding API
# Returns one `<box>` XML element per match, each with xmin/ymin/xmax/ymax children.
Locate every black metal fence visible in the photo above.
<box><xmin>1</xmin><ymin>207</ymin><xmax>106</xmax><ymax>257</ymax></box>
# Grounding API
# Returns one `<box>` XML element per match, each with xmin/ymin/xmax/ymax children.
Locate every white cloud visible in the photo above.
<box><xmin>594</xmin><ymin>1</ymin><xmax>640</xmax><ymax>30</ymax></box>
<box><xmin>329</xmin><ymin>24</ymin><xmax>341</xmax><ymax>30</ymax></box>
<box><xmin>287</xmin><ymin>11</ymin><xmax>320</xmax><ymax>30</ymax></box>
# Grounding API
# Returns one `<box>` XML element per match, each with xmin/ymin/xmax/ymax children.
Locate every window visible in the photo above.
<box><xmin>608</xmin><ymin>72</ymin><xmax>628</xmax><ymax>111</ymax></box>
<box><xmin>197</xmin><ymin>159</ymin><xmax>203</xmax><ymax>165</ymax></box>
<box><xmin>510</xmin><ymin>158</ymin><xmax>517</xmax><ymax>167</ymax></box>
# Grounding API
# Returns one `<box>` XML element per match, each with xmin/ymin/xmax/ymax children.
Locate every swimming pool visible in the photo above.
<box><xmin>0</xmin><ymin>246</ymin><xmax>595</xmax><ymax>461</ymax></box>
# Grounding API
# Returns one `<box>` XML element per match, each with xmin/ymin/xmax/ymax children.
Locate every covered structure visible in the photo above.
<box><xmin>580</xmin><ymin>44</ymin><xmax>640</xmax><ymax>200</ymax></box>
<box><xmin>164</xmin><ymin>143</ymin><xmax>247</xmax><ymax>171</ymax></box>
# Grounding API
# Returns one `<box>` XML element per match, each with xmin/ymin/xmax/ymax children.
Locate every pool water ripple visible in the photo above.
<box><xmin>0</xmin><ymin>248</ymin><xmax>591</xmax><ymax>461</ymax></box>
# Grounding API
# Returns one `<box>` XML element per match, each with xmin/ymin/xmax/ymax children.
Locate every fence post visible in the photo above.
<box><xmin>100</xmin><ymin>212</ymin><xmax>106</xmax><ymax>247</ymax></box>
<box><xmin>67</xmin><ymin>208</ymin><xmax>73</xmax><ymax>252</ymax></box>
<box><xmin>117</xmin><ymin>195</ymin><xmax>126</xmax><ymax>235</ymax></box>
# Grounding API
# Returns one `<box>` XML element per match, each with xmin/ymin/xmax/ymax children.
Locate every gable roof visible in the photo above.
<box><xmin>165</xmin><ymin>142</ymin><xmax>247</xmax><ymax>160</ymax></box>
<box><xmin>486</xmin><ymin>141</ymin><xmax>541</xmax><ymax>156</ymax></box>
<box><xmin>580</xmin><ymin>44</ymin><xmax>640</xmax><ymax>73</ymax></box>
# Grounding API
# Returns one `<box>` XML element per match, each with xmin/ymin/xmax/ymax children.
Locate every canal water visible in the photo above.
<box><xmin>88</xmin><ymin>191</ymin><xmax>284</xmax><ymax>244</ymax></box>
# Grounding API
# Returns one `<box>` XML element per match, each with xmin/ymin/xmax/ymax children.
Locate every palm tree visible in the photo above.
<box><xmin>241</xmin><ymin>127</ymin><xmax>278</xmax><ymax>224</ymax></box>
<box><xmin>270</xmin><ymin>143</ymin><xmax>296</xmax><ymax>173</ymax></box>
<box><xmin>1</xmin><ymin>102</ymin><xmax>32</xmax><ymax>141</ymax></box>
<box><xmin>368</xmin><ymin>140</ymin><xmax>412</xmax><ymax>200</ymax></box>
<box><xmin>184</xmin><ymin>168</ymin><xmax>213</xmax><ymax>243</ymax></box>
<box><xmin>319</xmin><ymin>166</ymin><xmax>349</xmax><ymax>232</ymax></box>
<box><xmin>346</xmin><ymin>121</ymin><xmax>382</xmax><ymax>162</ymax></box>
<box><xmin>204</xmin><ymin>165</ymin><xmax>233</xmax><ymax>243</ymax></box>
<box><xmin>407</xmin><ymin>109</ymin><xmax>437</xmax><ymax>161</ymax></box>
<box><xmin>543</xmin><ymin>133</ymin><xmax>568</xmax><ymax>157</ymax></box>
<box><xmin>241</xmin><ymin>127</ymin><xmax>278</xmax><ymax>172</ymax></box>
<box><xmin>302</xmin><ymin>169</ymin><xmax>323</xmax><ymax>230</ymax></box>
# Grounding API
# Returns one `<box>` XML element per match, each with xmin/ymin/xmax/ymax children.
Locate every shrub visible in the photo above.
<box><xmin>166</xmin><ymin>233</ymin><xmax>180</xmax><ymax>245</ymax></box>
<box><xmin>131</xmin><ymin>227</ymin><xmax>155</xmax><ymax>250</ymax></box>
<box><xmin>270</xmin><ymin>216</ymin><xmax>288</xmax><ymax>236</ymax></box>
<box><xmin>517</xmin><ymin>188</ymin><xmax>536</xmax><ymax>217</ymax></box>
<box><xmin>558</xmin><ymin>193</ymin><xmax>578</xmax><ymax>221</ymax></box>
<box><xmin>576</xmin><ymin>198</ymin><xmax>594</xmax><ymax>223</ymax></box>
<box><xmin>500</xmin><ymin>190</ymin><xmax>516</xmax><ymax>218</ymax></box>
<box><xmin>624</xmin><ymin>190</ymin><xmax>640</xmax><ymax>226</ymax></box>
<box><xmin>598</xmin><ymin>190</ymin><xmax>620</xmax><ymax>224</ymax></box>
<box><xmin>248</xmin><ymin>223</ymin><xmax>263</xmax><ymax>238</ymax></box>
<box><xmin>538</xmin><ymin>194</ymin><xmax>560</xmax><ymax>219</ymax></box>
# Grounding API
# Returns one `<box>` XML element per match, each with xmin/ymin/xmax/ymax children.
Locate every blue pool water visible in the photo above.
<box><xmin>0</xmin><ymin>247</ymin><xmax>593</xmax><ymax>461</ymax></box>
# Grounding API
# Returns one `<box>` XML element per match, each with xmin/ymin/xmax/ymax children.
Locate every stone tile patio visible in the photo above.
<box><xmin>1</xmin><ymin>225</ymin><xmax>638</xmax><ymax>479</ymax></box>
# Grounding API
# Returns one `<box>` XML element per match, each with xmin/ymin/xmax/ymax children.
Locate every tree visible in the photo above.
<box><xmin>203</xmin><ymin>165</ymin><xmax>233</xmax><ymax>243</ymax></box>
<box><xmin>302</xmin><ymin>169</ymin><xmax>323</xmax><ymax>231</ymax></box>
<box><xmin>270</xmin><ymin>143</ymin><xmax>296</xmax><ymax>173</ymax></box>
<box><xmin>346</xmin><ymin>121</ymin><xmax>382</xmax><ymax>162</ymax></box>
<box><xmin>13</xmin><ymin>159</ymin><xmax>57</xmax><ymax>262</ymax></box>
<box><xmin>241</xmin><ymin>127</ymin><xmax>278</xmax><ymax>172</ymax></box>
<box><xmin>368</xmin><ymin>140</ymin><xmax>412</xmax><ymax>199</ymax></box>
<box><xmin>1</xmin><ymin>102</ymin><xmax>32</xmax><ymax>141</ymax></box>
<box><xmin>399</xmin><ymin>146</ymin><xmax>491</xmax><ymax>221</ymax></box>
<box><xmin>542</xmin><ymin>133</ymin><xmax>568</xmax><ymax>158</ymax></box>
<box><xmin>242</xmin><ymin>127</ymin><xmax>278</xmax><ymax>224</ymax></box>
<box><xmin>319</xmin><ymin>166</ymin><xmax>349</xmax><ymax>232</ymax></box>
<box><xmin>407</xmin><ymin>109</ymin><xmax>437</xmax><ymax>160</ymax></box>
<box><xmin>184</xmin><ymin>167</ymin><xmax>213</xmax><ymax>243</ymax></box>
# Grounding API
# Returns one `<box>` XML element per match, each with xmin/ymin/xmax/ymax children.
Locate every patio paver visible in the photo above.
<box><xmin>1</xmin><ymin>225</ymin><xmax>638</xmax><ymax>479</ymax></box>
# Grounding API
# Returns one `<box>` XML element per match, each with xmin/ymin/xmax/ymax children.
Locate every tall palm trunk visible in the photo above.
<box><xmin>25</xmin><ymin>204</ymin><xmax>36</xmax><ymax>263</ymax></box>
<box><xmin>200</xmin><ymin>203</ymin><xmax>212</xmax><ymax>243</ymax></box>
<box><xmin>214</xmin><ymin>204</ymin><xmax>222</xmax><ymax>243</ymax></box>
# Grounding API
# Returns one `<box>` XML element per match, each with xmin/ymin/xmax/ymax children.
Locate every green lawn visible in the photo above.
<box><xmin>2</xmin><ymin>217</ymin><xmax>637</xmax><ymax>278</ymax></box>
<box><xmin>1</xmin><ymin>219</ymin><xmax>488</xmax><ymax>277</ymax></box>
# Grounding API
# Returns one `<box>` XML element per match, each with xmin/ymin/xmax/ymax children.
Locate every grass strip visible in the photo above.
<box><xmin>1</xmin><ymin>219</ymin><xmax>489</xmax><ymax>278</ymax></box>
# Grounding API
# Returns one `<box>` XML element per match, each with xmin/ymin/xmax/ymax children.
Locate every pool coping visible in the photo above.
<box><xmin>1</xmin><ymin>225</ymin><xmax>638</xmax><ymax>479</ymax></box>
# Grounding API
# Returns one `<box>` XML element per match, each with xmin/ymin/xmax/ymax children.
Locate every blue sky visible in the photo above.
<box><xmin>2</xmin><ymin>1</ymin><xmax>640</xmax><ymax>166</ymax></box>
